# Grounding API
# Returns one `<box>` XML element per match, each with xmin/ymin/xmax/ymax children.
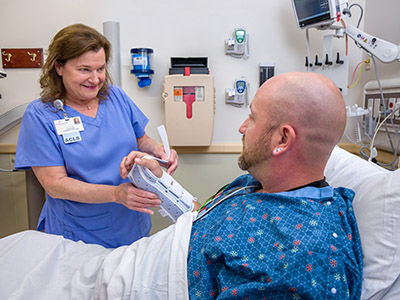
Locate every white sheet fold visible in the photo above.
<box><xmin>0</xmin><ymin>211</ymin><xmax>196</xmax><ymax>300</ymax></box>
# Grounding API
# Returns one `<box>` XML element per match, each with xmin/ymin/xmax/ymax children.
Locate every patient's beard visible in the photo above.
<box><xmin>238</xmin><ymin>134</ymin><xmax>271</xmax><ymax>171</ymax></box>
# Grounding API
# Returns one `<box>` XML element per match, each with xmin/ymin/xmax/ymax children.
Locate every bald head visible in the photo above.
<box><xmin>237</xmin><ymin>72</ymin><xmax>346</xmax><ymax>192</ymax></box>
<box><xmin>257</xmin><ymin>72</ymin><xmax>346</xmax><ymax>163</ymax></box>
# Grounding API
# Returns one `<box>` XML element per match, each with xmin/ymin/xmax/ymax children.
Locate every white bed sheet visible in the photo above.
<box><xmin>0</xmin><ymin>211</ymin><xmax>196</xmax><ymax>300</ymax></box>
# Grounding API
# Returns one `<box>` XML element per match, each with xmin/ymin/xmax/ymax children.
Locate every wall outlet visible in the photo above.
<box><xmin>364</xmin><ymin>59</ymin><xmax>371</xmax><ymax>71</ymax></box>
<box><xmin>395</xmin><ymin>100</ymin><xmax>400</xmax><ymax>117</ymax></box>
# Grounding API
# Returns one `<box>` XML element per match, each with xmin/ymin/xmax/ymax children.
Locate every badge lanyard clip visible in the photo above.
<box><xmin>53</xmin><ymin>99</ymin><xmax>69</xmax><ymax>120</ymax></box>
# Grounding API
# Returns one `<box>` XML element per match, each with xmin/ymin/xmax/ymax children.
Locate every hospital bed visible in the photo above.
<box><xmin>325</xmin><ymin>146</ymin><xmax>400</xmax><ymax>300</ymax></box>
<box><xmin>0</xmin><ymin>146</ymin><xmax>399</xmax><ymax>299</ymax></box>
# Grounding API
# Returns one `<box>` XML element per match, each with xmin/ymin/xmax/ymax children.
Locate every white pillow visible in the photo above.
<box><xmin>324</xmin><ymin>146</ymin><xmax>400</xmax><ymax>300</ymax></box>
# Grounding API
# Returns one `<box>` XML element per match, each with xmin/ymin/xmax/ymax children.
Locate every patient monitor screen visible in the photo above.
<box><xmin>293</xmin><ymin>0</ymin><xmax>333</xmax><ymax>28</ymax></box>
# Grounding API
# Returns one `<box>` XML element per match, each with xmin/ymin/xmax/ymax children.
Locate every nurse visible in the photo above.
<box><xmin>14</xmin><ymin>23</ymin><xmax>178</xmax><ymax>248</ymax></box>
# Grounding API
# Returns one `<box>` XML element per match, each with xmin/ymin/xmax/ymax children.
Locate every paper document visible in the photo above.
<box><xmin>157</xmin><ymin>125</ymin><xmax>171</xmax><ymax>160</ymax></box>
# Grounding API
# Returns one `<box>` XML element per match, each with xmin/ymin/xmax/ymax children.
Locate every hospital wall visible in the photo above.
<box><xmin>0</xmin><ymin>0</ymin><xmax>368</xmax><ymax>143</ymax></box>
<box><xmin>2</xmin><ymin>0</ymin><xmax>399</xmax><ymax>235</ymax></box>
<box><xmin>363</xmin><ymin>0</ymin><xmax>400</xmax><ymax>83</ymax></box>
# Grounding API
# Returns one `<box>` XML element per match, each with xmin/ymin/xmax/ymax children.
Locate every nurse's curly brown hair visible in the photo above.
<box><xmin>39</xmin><ymin>23</ymin><xmax>112</xmax><ymax>103</ymax></box>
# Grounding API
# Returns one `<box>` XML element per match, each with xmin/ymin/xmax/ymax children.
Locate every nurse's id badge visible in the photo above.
<box><xmin>54</xmin><ymin>117</ymin><xmax>84</xmax><ymax>144</ymax></box>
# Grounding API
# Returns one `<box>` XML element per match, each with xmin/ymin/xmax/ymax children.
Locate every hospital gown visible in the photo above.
<box><xmin>187</xmin><ymin>174</ymin><xmax>363</xmax><ymax>299</ymax></box>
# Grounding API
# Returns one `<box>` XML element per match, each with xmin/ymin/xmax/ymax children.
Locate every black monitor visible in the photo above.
<box><xmin>292</xmin><ymin>0</ymin><xmax>337</xmax><ymax>29</ymax></box>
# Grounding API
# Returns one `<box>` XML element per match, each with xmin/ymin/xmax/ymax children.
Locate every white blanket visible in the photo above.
<box><xmin>0</xmin><ymin>211</ymin><xmax>196</xmax><ymax>300</ymax></box>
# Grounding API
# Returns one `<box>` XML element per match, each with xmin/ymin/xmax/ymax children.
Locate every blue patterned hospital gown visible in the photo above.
<box><xmin>187</xmin><ymin>174</ymin><xmax>362</xmax><ymax>300</ymax></box>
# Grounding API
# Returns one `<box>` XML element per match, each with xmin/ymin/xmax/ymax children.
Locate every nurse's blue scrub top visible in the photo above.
<box><xmin>15</xmin><ymin>84</ymin><xmax>151</xmax><ymax>248</ymax></box>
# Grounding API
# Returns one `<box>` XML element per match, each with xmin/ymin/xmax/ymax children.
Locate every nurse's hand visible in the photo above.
<box><xmin>136</xmin><ymin>134</ymin><xmax>179</xmax><ymax>175</ymax></box>
<box><xmin>152</xmin><ymin>147</ymin><xmax>179</xmax><ymax>175</ymax></box>
<box><xmin>118</xmin><ymin>152</ymin><xmax>164</xmax><ymax>214</ymax></box>
<box><xmin>114</xmin><ymin>182</ymin><xmax>161</xmax><ymax>214</ymax></box>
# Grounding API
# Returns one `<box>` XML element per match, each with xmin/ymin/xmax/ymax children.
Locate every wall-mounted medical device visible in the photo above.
<box><xmin>363</xmin><ymin>78</ymin><xmax>400</xmax><ymax>137</ymax></box>
<box><xmin>291</xmin><ymin>0</ymin><xmax>351</xmax><ymax>89</ymax></box>
<box><xmin>292</xmin><ymin>0</ymin><xmax>349</xmax><ymax>30</ymax></box>
<box><xmin>306</xmin><ymin>41</ymin><xmax>349</xmax><ymax>95</ymax></box>
<box><xmin>292</xmin><ymin>0</ymin><xmax>400</xmax><ymax>168</ymax></box>
<box><xmin>225</xmin><ymin>26</ymin><xmax>250</xmax><ymax>59</ymax></box>
<box><xmin>292</xmin><ymin>0</ymin><xmax>400</xmax><ymax>64</ymax></box>
<box><xmin>162</xmin><ymin>57</ymin><xmax>215</xmax><ymax>146</ymax></box>
<box><xmin>130</xmin><ymin>48</ymin><xmax>154</xmax><ymax>88</ymax></box>
<box><xmin>225</xmin><ymin>76</ymin><xmax>249</xmax><ymax>108</ymax></box>
<box><xmin>345</xmin><ymin>26</ymin><xmax>400</xmax><ymax>64</ymax></box>
<box><xmin>345</xmin><ymin>104</ymin><xmax>370</xmax><ymax>143</ymax></box>
<box><xmin>259</xmin><ymin>63</ymin><xmax>275</xmax><ymax>86</ymax></box>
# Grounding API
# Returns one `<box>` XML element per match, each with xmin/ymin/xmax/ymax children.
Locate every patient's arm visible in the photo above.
<box><xmin>193</xmin><ymin>200</ymin><xmax>201</xmax><ymax>210</ymax></box>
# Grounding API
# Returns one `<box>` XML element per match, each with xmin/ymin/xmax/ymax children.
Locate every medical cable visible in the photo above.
<box><xmin>348</xmin><ymin>59</ymin><xmax>370</xmax><ymax>88</ymax></box>
<box><xmin>369</xmin><ymin>56</ymin><xmax>399</xmax><ymax>168</ymax></box>
<box><xmin>368</xmin><ymin>107</ymin><xmax>400</xmax><ymax>162</ymax></box>
<box><xmin>194</xmin><ymin>185</ymin><xmax>259</xmax><ymax>223</ymax></box>
<box><xmin>348</xmin><ymin>3</ymin><xmax>364</xmax><ymax>29</ymax></box>
<box><xmin>197</xmin><ymin>184</ymin><xmax>229</xmax><ymax>212</ymax></box>
<box><xmin>355</xmin><ymin>55</ymin><xmax>399</xmax><ymax>169</ymax></box>
<box><xmin>196</xmin><ymin>186</ymin><xmax>246</xmax><ymax>216</ymax></box>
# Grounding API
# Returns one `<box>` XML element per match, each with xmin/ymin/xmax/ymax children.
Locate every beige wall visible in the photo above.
<box><xmin>362</xmin><ymin>0</ymin><xmax>400</xmax><ymax>84</ymax></box>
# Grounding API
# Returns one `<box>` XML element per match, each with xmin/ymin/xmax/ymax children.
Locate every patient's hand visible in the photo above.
<box><xmin>120</xmin><ymin>151</ymin><xmax>163</xmax><ymax>179</ymax></box>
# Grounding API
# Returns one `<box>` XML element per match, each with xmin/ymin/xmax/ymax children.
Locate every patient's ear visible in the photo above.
<box><xmin>272</xmin><ymin>124</ymin><xmax>295</xmax><ymax>156</ymax></box>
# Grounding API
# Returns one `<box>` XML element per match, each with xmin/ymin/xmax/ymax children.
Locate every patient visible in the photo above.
<box><xmin>121</xmin><ymin>72</ymin><xmax>363</xmax><ymax>299</ymax></box>
<box><xmin>0</xmin><ymin>72</ymin><xmax>362</xmax><ymax>300</ymax></box>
